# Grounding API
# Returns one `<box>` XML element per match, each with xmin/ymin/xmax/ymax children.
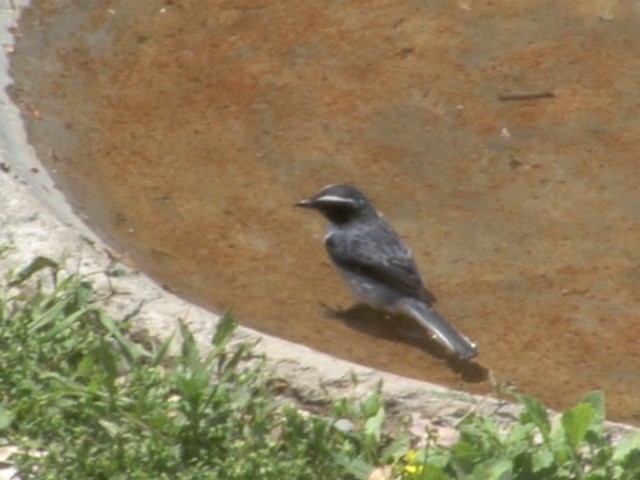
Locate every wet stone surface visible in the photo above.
<box><xmin>8</xmin><ymin>0</ymin><xmax>640</xmax><ymax>423</ymax></box>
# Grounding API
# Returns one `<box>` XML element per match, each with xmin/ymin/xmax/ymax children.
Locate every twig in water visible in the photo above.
<box><xmin>497</xmin><ymin>91</ymin><xmax>555</xmax><ymax>101</ymax></box>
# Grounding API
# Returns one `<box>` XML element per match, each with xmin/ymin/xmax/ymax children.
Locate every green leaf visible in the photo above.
<box><xmin>561</xmin><ymin>403</ymin><xmax>596</xmax><ymax>448</ymax></box>
<box><xmin>98</xmin><ymin>419</ymin><xmax>120</xmax><ymax>438</ymax></box>
<box><xmin>417</xmin><ymin>463</ymin><xmax>450</xmax><ymax>480</ymax></box>
<box><xmin>451</xmin><ymin>440</ymin><xmax>482</xmax><ymax>471</ymax></box>
<box><xmin>612</xmin><ymin>432</ymin><xmax>640</xmax><ymax>463</ymax></box>
<box><xmin>531</xmin><ymin>449</ymin><xmax>554</xmax><ymax>473</ymax></box>
<box><xmin>517</xmin><ymin>394</ymin><xmax>551</xmax><ymax>440</ymax></box>
<box><xmin>0</xmin><ymin>405</ymin><xmax>14</xmax><ymax>430</ymax></box>
<box><xmin>549</xmin><ymin>440</ymin><xmax>574</xmax><ymax>466</ymax></box>
<box><xmin>381</xmin><ymin>433</ymin><xmax>411</xmax><ymax>462</ymax></box>
<box><xmin>212</xmin><ymin>310</ymin><xmax>237</xmax><ymax>349</ymax></box>
<box><xmin>41</xmin><ymin>308</ymin><xmax>90</xmax><ymax>340</ymax></box>
<box><xmin>583</xmin><ymin>466</ymin><xmax>609</xmax><ymax>480</ymax></box>
<box><xmin>333</xmin><ymin>454</ymin><xmax>374</xmax><ymax>479</ymax></box>
<box><xmin>97</xmin><ymin>337</ymin><xmax>119</xmax><ymax>382</ymax></box>
<box><xmin>485</xmin><ymin>458</ymin><xmax>514</xmax><ymax>480</ymax></box>
<box><xmin>179</xmin><ymin>319</ymin><xmax>200</xmax><ymax>369</ymax></box>
<box><xmin>8</xmin><ymin>256</ymin><xmax>58</xmax><ymax>287</ymax></box>
<box><xmin>360</xmin><ymin>386</ymin><xmax>382</xmax><ymax>418</ymax></box>
<box><xmin>98</xmin><ymin>311</ymin><xmax>147</xmax><ymax>364</ymax></box>
<box><xmin>363</xmin><ymin>404</ymin><xmax>385</xmax><ymax>440</ymax></box>
<box><xmin>151</xmin><ymin>329</ymin><xmax>176</xmax><ymax>366</ymax></box>
<box><xmin>582</xmin><ymin>391</ymin><xmax>606</xmax><ymax>424</ymax></box>
<box><xmin>459</xmin><ymin>415</ymin><xmax>502</xmax><ymax>449</ymax></box>
<box><xmin>73</xmin><ymin>280</ymin><xmax>94</xmax><ymax>308</ymax></box>
<box><xmin>504</xmin><ymin>423</ymin><xmax>534</xmax><ymax>457</ymax></box>
<box><xmin>218</xmin><ymin>342</ymin><xmax>247</xmax><ymax>378</ymax></box>
<box><xmin>27</xmin><ymin>295</ymin><xmax>72</xmax><ymax>333</ymax></box>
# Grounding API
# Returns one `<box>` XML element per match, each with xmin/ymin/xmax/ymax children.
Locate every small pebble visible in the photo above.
<box><xmin>333</xmin><ymin>418</ymin><xmax>355</xmax><ymax>433</ymax></box>
<box><xmin>599</xmin><ymin>12</ymin><xmax>614</xmax><ymax>22</ymax></box>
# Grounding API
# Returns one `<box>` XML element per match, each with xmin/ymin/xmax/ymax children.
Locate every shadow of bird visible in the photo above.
<box><xmin>322</xmin><ymin>302</ymin><xmax>489</xmax><ymax>383</ymax></box>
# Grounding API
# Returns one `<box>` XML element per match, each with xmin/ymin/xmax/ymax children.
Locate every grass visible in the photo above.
<box><xmin>0</xmin><ymin>257</ymin><xmax>639</xmax><ymax>479</ymax></box>
<box><xmin>402</xmin><ymin>391</ymin><xmax>640</xmax><ymax>479</ymax></box>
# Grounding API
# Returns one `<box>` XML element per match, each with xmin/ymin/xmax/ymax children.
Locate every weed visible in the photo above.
<box><xmin>0</xmin><ymin>259</ymin><xmax>392</xmax><ymax>479</ymax></box>
<box><xmin>400</xmin><ymin>392</ymin><xmax>640</xmax><ymax>479</ymax></box>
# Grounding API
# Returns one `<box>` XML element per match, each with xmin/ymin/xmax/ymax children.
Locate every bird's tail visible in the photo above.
<box><xmin>399</xmin><ymin>299</ymin><xmax>478</xmax><ymax>360</ymax></box>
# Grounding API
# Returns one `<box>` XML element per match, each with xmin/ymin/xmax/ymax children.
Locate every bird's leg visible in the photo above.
<box><xmin>320</xmin><ymin>301</ymin><xmax>367</xmax><ymax>319</ymax></box>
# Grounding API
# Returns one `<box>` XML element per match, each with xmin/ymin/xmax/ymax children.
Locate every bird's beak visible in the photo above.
<box><xmin>294</xmin><ymin>198</ymin><xmax>316</xmax><ymax>208</ymax></box>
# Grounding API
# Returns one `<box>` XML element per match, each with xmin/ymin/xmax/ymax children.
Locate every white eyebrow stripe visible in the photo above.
<box><xmin>316</xmin><ymin>195</ymin><xmax>356</xmax><ymax>204</ymax></box>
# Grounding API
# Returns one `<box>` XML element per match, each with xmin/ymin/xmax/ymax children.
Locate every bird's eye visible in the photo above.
<box><xmin>324</xmin><ymin>203</ymin><xmax>356</xmax><ymax>223</ymax></box>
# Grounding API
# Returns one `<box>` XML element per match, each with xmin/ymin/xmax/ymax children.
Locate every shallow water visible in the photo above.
<box><xmin>9</xmin><ymin>0</ymin><xmax>640</xmax><ymax>423</ymax></box>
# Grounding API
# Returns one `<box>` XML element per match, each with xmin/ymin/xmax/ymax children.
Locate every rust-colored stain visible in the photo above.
<box><xmin>9</xmin><ymin>0</ymin><xmax>640</xmax><ymax>423</ymax></box>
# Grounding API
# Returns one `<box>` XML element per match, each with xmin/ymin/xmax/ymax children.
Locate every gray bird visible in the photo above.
<box><xmin>295</xmin><ymin>184</ymin><xmax>478</xmax><ymax>360</ymax></box>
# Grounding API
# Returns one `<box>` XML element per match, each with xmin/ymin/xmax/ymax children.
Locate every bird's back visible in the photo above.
<box><xmin>325</xmin><ymin>216</ymin><xmax>436</xmax><ymax>306</ymax></box>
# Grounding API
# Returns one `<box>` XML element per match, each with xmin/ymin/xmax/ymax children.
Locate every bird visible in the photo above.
<box><xmin>295</xmin><ymin>184</ymin><xmax>478</xmax><ymax>360</ymax></box>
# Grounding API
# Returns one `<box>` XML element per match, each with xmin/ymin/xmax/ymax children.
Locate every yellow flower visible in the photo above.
<box><xmin>403</xmin><ymin>450</ymin><xmax>423</xmax><ymax>476</ymax></box>
<box><xmin>405</xmin><ymin>464</ymin><xmax>423</xmax><ymax>474</ymax></box>
<box><xmin>404</xmin><ymin>450</ymin><xmax>417</xmax><ymax>462</ymax></box>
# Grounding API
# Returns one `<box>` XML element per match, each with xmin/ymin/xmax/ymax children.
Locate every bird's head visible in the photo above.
<box><xmin>295</xmin><ymin>184</ymin><xmax>377</xmax><ymax>224</ymax></box>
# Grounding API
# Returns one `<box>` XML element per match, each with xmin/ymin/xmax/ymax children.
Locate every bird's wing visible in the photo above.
<box><xmin>326</xmin><ymin>224</ymin><xmax>437</xmax><ymax>305</ymax></box>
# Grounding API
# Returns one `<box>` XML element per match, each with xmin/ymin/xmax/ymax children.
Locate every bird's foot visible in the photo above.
<box><xmin>320</xmin><ymin>302</ymin><xmax>346</xmax><ymax>319</ymax></box>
